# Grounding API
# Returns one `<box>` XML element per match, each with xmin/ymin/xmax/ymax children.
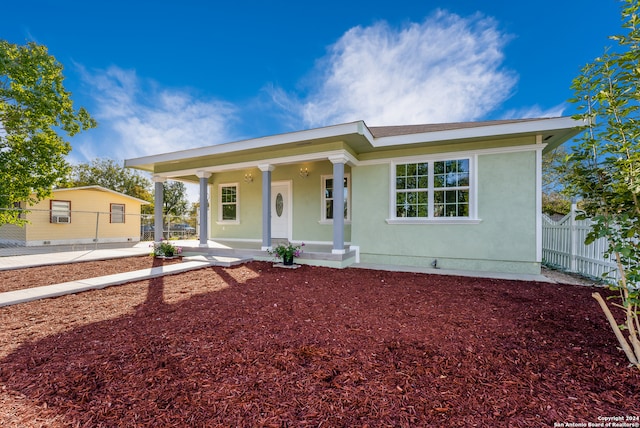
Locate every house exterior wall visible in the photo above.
<box><xmin>351</xmin><ymin>149</ymin><xmax>540</xmax><ymax>274</ymax></box>
<box><xmin>0</xmin><ymin>189</ymin><xmax>143</xmax><ymax>246</ymax></box>
<box><xmin>0</xmin><ymin>223</ymin><xmax>26</xmax><ymax>246</ymax></box>
<box><xmin>124</xmin><ymin>117</ymin><xmax>580</xmax><ymax>275</ymax></box>
<box><xmin>209</xmin><ymin>162</ymin><xmax>352</xmax><ymax>244</ymax></box>
<box><xmin>206</xmin><ymin>142</ymin><xmax>541</xmax><ymax>274</ymax></box>
<box><xmin>209</xmin><ymin>169</ymin><xmax>260</xmax><ymax>240</ymax></box>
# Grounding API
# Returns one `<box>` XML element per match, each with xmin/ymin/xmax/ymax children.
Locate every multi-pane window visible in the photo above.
<box><xmin>51</xmin><ymin>200</ymin><xmax>71</xmax><ymax>223</ymax></box>
<box><xmin>433</xmin><ymin>160</ymin><xmax>470</xmax><ymax>217</ymax></box>
<box><xmin>395</xmin><ymin>163</ymin><xmax>429</xmax><ymax>218</ymax></box>
<box><xmin>394</xmin><ymin>158</ymin><xmax>471</xmax><ymax>219</ymax></box>
<box><xmin>219</xmin><ymin>185</ymin><xmax>238</xmax><ymax>221</ymax></box>
<box><xmin>110</xmin><ymin>203</ymin><xmax>125</xmax><ymax>223</ymax></box>
<box><xmin>322</xmin><ymin>175</ymin><xmax>350</xmax><ymax>221</ymax></box>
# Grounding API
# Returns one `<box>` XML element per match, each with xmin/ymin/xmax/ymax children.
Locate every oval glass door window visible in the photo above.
<box><xmin>275</xmin><ymin>193</ymin><xmax>284</xmax><ymax>217</ymax></box>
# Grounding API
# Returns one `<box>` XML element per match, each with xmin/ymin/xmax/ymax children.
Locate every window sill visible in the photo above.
<box><xmin>216</xmin><ymin>220</ymin><xmax>240</xmax><ymax>225</ymax></box>
<box><xmin>385</xmin><ymin>218</ymin><xmax>482</xmax><ymax>225</ymax></box>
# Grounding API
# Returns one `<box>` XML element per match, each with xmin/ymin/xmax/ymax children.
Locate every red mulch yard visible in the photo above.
<box><xmin>0</xmin><ymin>259</ymin><xmax>638</xmax><ymax>427</ymax></box>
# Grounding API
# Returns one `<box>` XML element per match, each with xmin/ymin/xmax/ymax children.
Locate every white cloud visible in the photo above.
<box><xmin>502</xmin><ymin>103</ymin><xmax>567</xmax><ymax>119</ymax></box>
<box><xmin>274</xmin><ymin>10</ymin><xmax>518</xmax><ymax>127</ymax></box>
<box><xmin>75</xmin><ymin>66</ymin><xmax>237</xmax><ymax>161</ymax></box>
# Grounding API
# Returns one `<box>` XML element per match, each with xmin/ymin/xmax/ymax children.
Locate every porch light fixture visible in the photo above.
<box><xmin>299</xmin><ymin>167</ymin><xmax>309</xmax><ymax>178</ymax></box>
<box><xmin>244</xmin><ymin>173</ymin><xmax>253</xmax><ymax>183</ymax></box>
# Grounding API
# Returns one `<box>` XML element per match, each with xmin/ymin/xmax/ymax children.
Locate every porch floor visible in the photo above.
<box><xmin>165</xmin><ymin>239</ymin><xmax>358</xmax><ymax>266</ymax></box>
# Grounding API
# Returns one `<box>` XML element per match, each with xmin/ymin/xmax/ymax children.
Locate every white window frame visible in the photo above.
<box><xmin>217</xmin><ymin>183</ymin><xmax>240</xmax><ymax>224</ymax></box>
<box><xmin>51</xmin><ymin>200</ymin><xmax>71</xmax><ymax>224</ymax></box>
<box><xmin>387</xmin><ymin>155</ymin><xmax>480</xmax><ymax>225</ymax></box>
<box><xmin>320</xmin><ymin>173</ymin><xmax>351</xmax><ymax>224</ymax></box>
<box><xmin>110</xmin><ymin>203</ymin><xmax>125</xmax><ymax>224</ymax></box>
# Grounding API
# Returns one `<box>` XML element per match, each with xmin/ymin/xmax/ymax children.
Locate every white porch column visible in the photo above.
<box><xmin>196</xmin><ymin>171</ymin><xmax>211</xmax><ymax>247</ymax></box>
<box><xmin>329</xmin><ymin>155</ymin><xmax>349</xmax><ymax>254</ymax></box>
<box><xmin>152</xmin><ymin>175</ymin><xmax>166</xmax><ymax>242</ymax></box>
<box><xmin>258</xmin><ymin>164</ymin><xmax>275</xmax><ymax>250</ymax></box>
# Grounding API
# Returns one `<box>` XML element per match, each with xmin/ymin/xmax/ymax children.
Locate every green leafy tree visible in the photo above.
<box><xmin>562</xmin><ymin>0</ymin><xmax>640</xmax><ymax>368</ymax></box>
<box><xmin>0</xmin><ymin>40</ymin><xmax>96</xmax><ymax>225</ymax></box>
<box><xmin>63</xmin><ymin>158</ymin><xmax>153</xmax><ymax>203</ymax></box>
<box><xmin>542</xmin><ymin>192</ymin><xmax>572</xmax><ymax>217</ymax></box>
<box><xmin>163</xmin><ymin>181</ymin><xmax>189</xmax><ymax>217</ymax></box>
<box><xmin>542</xmin><ymin>147</ymin><xmax>572</xmax><ymax>216</ymax></box>
<box><xmin>189</xmin><ymin>201</ymin><xmax>200</xmax><ymax>217</ymax></box>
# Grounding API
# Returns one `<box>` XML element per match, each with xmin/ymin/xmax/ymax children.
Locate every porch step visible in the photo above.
<box><xmin>182</xmin><ymin>254</ymin><xmax>252</xmax><ymax>267</ymax></box>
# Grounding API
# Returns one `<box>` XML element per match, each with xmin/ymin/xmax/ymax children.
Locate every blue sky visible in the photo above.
<box><xmin>2</xmin><ymin>0</ymin><xmax>622</xmax><ymax>166</ymax></box>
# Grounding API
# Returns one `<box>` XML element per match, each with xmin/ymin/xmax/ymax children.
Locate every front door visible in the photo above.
<box><xmin>271</xmin><ymin>181</ymin><xmax>291</xmax><ymax>239</ymax></box>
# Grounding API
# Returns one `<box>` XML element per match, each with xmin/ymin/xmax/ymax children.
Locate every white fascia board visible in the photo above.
<box><xmin>357</xmin><ymin>143</ymin><xmax>547</xmax><ymax>167</ymax></box>
<box><xmin>357</xmin><ymin>121</ymin><xmax>376</xmax><ymax>143</ymax></box>
<box><xmin>371</xmin><ymin>117</ymin><xmax>584</xmax><ymax>148</ymax></box>
<box><xmin>124</xmin><ymin>121</ymin><xmax>369</xmax><ymax>168</ymax></box>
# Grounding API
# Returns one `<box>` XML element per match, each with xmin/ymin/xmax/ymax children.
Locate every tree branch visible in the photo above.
<box><xmin>592</xmin><ymin>292</ymin><xmax>639</xmax><ymax>366</ymax></box>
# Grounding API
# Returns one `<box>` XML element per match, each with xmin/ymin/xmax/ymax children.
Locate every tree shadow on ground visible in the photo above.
<box><xmin>135</xmin><ymin>257</ymin><xmax>173</xmax><ymax>313</ymax></box>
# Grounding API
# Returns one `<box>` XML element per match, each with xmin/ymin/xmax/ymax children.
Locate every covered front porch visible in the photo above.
<box><xmin>148</xmin><ymin>151</ymin><xmax>356</xmax><ymax>259</ymax></box>
<box><xmin>124</xmin><ymin>123</ymin><xmax>371</xmax><ymax>260</ymax></box>
<box><xmin>167</xmin><ymin>239</ymin><xmax>359</xmax><ymax>269</ymax></box>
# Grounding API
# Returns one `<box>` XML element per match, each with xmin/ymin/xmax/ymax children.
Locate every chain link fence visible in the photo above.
<box><xmin>0</xmin><ymin>208</ymin><xmax>198</xmax><ymax>254</ymax></box>
<box><xmin>140</xmin><ymin>214</ymin><xmax>199</xmax><ymax>241</ymax></box>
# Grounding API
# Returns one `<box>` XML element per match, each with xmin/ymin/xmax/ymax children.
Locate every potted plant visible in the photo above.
<box><xmin>151</xmin><ymin>240</ymin><xmax>182</xmax><ymax>258</ymax></box>
<box><xmin>268</xmin><ymin>241</ymin><xmax>304</xmax><ymax>265</ymax></box>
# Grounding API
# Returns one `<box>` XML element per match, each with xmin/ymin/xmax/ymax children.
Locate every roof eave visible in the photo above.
<box><xmin>372</xmin><ymin>117</ymin><xmax>585</xmax><ymax>147</ymax></box>
<box><xmin>53</xmin><ymin>185</ymin><xmax>150</xmax><ymax>204</ymax></box>
<box><xmin>125</xmin><ymin>121</ymin><xmax>370</xmax><ymax>173</ymax></box>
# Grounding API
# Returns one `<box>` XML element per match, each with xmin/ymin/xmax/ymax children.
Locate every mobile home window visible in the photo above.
<box><xmin>13</xmin><ymin>201</ymin><xmax>26</xmax><ymax>219</ymax></box>
<box><xmin>51</xmin><ymin>200</ymin><xmax>71</xmax><ymax>223</ymax></box>
<box><xmin>110</xmin><ymin>203</ymin><xmax>125</xmax><ymax>223</ymax></box>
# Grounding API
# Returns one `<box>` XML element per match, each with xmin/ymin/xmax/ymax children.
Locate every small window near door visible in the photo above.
<box><xmin>110</xmin><ymin>203</ymin><xmax>125</xmax><ymax>223</ymax></box>
<box><xmin>219</xmin><ymin>184</ymin><xmax>239</xmax><ymax>223</ymax></box>
<box><xmin>321</xmin><ymin>174</ymin><xmax>350</xmax><ymax>222</ymax></box>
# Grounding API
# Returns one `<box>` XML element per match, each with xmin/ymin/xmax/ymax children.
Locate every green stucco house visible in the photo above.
<box><xmin>125</xmin><ymin>117</ymin><xmax>581</xmax><ymax>275</ymax></box>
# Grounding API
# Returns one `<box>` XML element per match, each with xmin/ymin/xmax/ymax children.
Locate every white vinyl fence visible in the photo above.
<box><xmin>542</xmin><ymin>205</ymin><xmax>619</xmax><ymax>283</ymax></box>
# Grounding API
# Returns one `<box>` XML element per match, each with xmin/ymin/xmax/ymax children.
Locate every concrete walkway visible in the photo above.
<box><xmin>0</xmin><ymin>261</ymin><xmax>210</xmax><ymax>307</ymax></box>
<box><xmin>0</xmin><ymin>246</ymin><xmax>152</xmax><ymax>270</ymax></box>
<box><xmin>353</xmin><ymin>263</ymin><xmax>553</xmax><ymax>283</ymax></box>
<box><xmin>0</xmin><ymin>245</ymin><xmax>251</xmax><ymax>307</ymax></box>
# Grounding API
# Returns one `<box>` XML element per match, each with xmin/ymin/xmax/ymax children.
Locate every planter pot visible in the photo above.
<box><xmin>283</xmin><ymin>254</ymin><xmax>294</xmax><ymax>266</ymax></box>
<box><xmin>165</xmin><ymin>251</ymin><xmax>174</xmax><ymax>258</ymax></box>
